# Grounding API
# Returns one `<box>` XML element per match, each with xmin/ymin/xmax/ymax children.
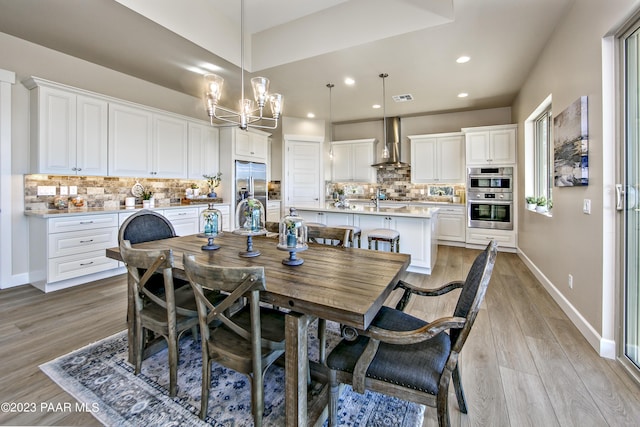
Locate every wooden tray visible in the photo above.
<box><xmin>180</xmin><ymin>197</ymin><xmax>224</xmax><ymax>205</ymax></box>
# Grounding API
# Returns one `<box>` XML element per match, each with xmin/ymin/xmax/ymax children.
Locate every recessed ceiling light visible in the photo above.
<box><xmin>456</xmin><ymin>56</ymin><xmax>471</xmax><ymax>64</ymax></box>
<box><xmin>372</xmin><ymin>104</ymin><xmax>381</xmax><ymax>109</ymax></box>
<box><xmin>344</xmin><ymin>77</ymin><xmax>355</xmax><ymax>86</ymax></box>
<box><xmin>307</xmin><ymin>113</ymin><xmax>315</xmax><ymax>118</ymax></box>
<box><xmin>458</xmin><ymin>92</ymin><xmax>469</xmax><ymax>98</ymax></box>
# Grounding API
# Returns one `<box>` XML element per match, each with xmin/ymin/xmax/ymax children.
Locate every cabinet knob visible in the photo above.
<box><xmin>77</xmin><ymin>167</ymin><xmax>82</xmax><ymax>171</ymax></box>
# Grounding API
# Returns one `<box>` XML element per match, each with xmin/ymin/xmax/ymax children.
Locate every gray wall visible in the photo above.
<box><xmin>512</xmin><ymin>0</ymin><xmax>638</xmax><ymax>346</ymax></box>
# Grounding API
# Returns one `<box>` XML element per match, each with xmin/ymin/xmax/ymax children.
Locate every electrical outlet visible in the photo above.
<box><xmin>69</xmin><ymin>186</ymin><xmax>78</xmax><ymax>196</ymax></box>
<box><xmin>36</xmin><ymin>186</ymin><xmax>56</xmax><ymax>196</ymax></box>
<box><xmin>59</xmin><ymin>186</ymin><xmax>68</xmax><ymax>196</ymax></box>
<box><xmin>568</xmin><ymin>274</ymin><xmax>573</xmax><ymax>289</ymax></box>
<box><xmin>583</xmin><ymin>199</ymin><xmax>591</xmax><ymax>214</ymax></box>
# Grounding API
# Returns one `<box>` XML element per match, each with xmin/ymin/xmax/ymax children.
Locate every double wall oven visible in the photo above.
<box><xmin>467</xmin><ymin>167</ymin><xmax>513</xmax><ymax>230</ymax></box>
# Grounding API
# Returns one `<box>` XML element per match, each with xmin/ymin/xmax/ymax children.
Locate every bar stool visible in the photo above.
<box><xmin>334</xmin><ymin>225</ymin><xmax>362</xmax><ymax>248</ymax></box>
<box><xmin>367</xmin><ymin>228</ymin><xmax>400</xmax><ymax>252</ymax></box>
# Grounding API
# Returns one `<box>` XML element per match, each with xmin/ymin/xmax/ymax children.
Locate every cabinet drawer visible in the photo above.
<box><xmin>164</xmin><ymin>207</ymin><xmax>199</xmax><ymax>220</ymax></box>
<box><xmin>48</xmin><ymin>227</ymin><xmax>118</xmax><ymax>258</ymax></box>
<box><xmin>466</xmin><ymin>229</ymin><xmax>515</xmax><ymax>247</ymax></box>
<box><xmin>48</xmin><ymin>250</ymin><xmax>119</xmax><ymax>283</ymax></box>
<box><xmin>49</xmin><ymin>213</ymin><xmax>118</xmax><ymax>233</ymax></box>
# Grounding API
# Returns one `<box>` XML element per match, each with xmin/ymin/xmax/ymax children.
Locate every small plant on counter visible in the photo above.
<box><xmin>203</xmin><ymin>172</ymin><xmax>222</xmax><ymax>189</ymax></box>
<box><xmin>190</xmin><ymin>183</ymin><xmax>200</xmax><ymax>189</ymax></box>
<box><xmin>141</xmin><ymin>188</ymin><xmax>153</xmax><ymax>200</ymax></box>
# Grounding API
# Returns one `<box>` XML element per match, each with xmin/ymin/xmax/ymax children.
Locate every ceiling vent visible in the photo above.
<box><xmin>392</xmin><ymin>94</ymin><xmax>414</xmax><ymax>102</ymax></box>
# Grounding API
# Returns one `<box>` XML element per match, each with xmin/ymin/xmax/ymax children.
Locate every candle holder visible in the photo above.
<box><xmin>200</xmin><ymin>203</ymin><xmax>223</xmax><ymax>251</ymax></box>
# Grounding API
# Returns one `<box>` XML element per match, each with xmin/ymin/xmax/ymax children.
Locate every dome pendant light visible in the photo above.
<box><xmin>380</xmin><ymin>73</ymin><xmax>390</xmax><ymax>160</ymax></box>
<box><xmin>327</xmin><ymin>83</ymin><xmax>335</xmax><ymax>159</ymax></box>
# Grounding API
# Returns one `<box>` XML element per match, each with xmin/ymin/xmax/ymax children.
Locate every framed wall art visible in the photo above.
<box><xmin>554</xmin><ymin>96</ymin><xmax>588</xmax><ymax>187</ymax></box>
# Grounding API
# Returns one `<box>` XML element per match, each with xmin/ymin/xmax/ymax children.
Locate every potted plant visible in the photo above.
<box><xmin>203</xmin><ymin>172</ymin><xmax>222</xmax><ymax>197</ymax></box>
<box><xmin>536</xmin><ymin>196</ymin><xmax>548</xmax><ymax>213</ymax></box>
<box><xmin>190</xmin><ymin>183</ymin><xmax>200</xmax><ymax>197</ymax></box>
<box><xmin>142</xmin><ymin>188</ymin><xmax>154</xmax><ymax>208</ymax></box>
<box><xmin>526</xmin><ymin>196</ymin><xmax>537</xmax><ymax>210</ymax></box>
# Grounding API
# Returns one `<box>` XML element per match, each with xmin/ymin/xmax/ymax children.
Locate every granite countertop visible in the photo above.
<box><xmin>296</xmin><ymin>204</ymin><xmax>440</xmax><ymax>219</ymax></box>
<box><xmin>24</xmin><ymin>202</ymin><xmax>231</xmax><ymax>218</ymax></box>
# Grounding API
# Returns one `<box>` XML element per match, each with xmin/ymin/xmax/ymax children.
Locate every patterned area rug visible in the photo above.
<box><xmin>40</xmin><ymin>321</ymin><xmax>424</xmax><ymax>426</ymax></box>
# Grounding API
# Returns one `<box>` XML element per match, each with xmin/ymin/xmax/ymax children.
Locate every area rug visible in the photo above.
<box><xmin>40</xmin><ymin>321</ymin><xmax>424</xmax><ymax>426</ymax></box>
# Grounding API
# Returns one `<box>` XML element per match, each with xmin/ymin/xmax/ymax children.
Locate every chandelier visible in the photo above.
<box><xmin>380</xmin><ymin>73</ymin><xmax>390</xmax><ymax>160</ymax></box>
<box><xmin>203</xmin><ymin>0</ymin><xmax>283</xmax><ymax>130</ymax></box>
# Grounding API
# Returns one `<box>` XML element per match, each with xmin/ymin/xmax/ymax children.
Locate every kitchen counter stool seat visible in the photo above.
<box><xmin>367</xmin><ymin>228</ymin><xmax>400</xmax><ymax>252</ymax></box>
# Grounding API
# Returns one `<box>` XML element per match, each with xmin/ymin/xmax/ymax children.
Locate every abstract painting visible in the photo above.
<box><xmin>554</xmin><ymin>96</ymin><xmax>588</xmax><ymax>186</ymax></box>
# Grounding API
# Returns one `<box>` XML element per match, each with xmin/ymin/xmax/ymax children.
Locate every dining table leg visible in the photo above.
<box><xmin>126</xmin><ymin>272</ymin><xmax>136</xmax><ymax>364</ymax></box>
<box><xmin>285</xmin><ymin>311</ymin><xmax>312</xmax><ymax>427</ymax></box>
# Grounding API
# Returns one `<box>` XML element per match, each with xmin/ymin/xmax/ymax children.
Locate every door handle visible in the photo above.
<box><xmin>616</xmin><ymin>184</ymin><xmax>623</xmax><ymax>210</ymax></box>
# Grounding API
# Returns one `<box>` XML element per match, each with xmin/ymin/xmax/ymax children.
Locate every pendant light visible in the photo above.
<box><xmin>380</xmin><ymin>73</ymin><xmax>390</xmax><ymax>160</ymax></box>
<box><xmin>327</xmin><ymin>83</ymin><xmax>335</xmax><ymax>159</ymax></box>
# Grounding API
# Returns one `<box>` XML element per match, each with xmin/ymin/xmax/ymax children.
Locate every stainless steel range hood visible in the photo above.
<box><xmin>372</xmin><ymin>117</ymin><xmax>410</xmax><ymax>168</ymax></box>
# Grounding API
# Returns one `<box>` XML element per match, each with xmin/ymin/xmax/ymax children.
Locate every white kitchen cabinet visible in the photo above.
<box><xmin>163</xmin><ymin>207</ymin><xmax>199</xmax><ymax>236</ymax></box>
<box><xmin>331</xmin><ymin>139</ymin><xmax>376</xmax><ymax>183</ymax></box>
<box><xmin>153</xmin><ymin>113</ymin><xmax>188</xmax><ymax>178</ymax></box>
<box><xmin>109</xmin><ymin>103</ymin><xmax>189</xmax><ymax>178</ymax></box>
<box><xmin>28</xmin><ymin>213</ymin><xmax>120</xmax><ymax>292</ymax></box>
<box><xmin>409</xmin><ymin>133</ymin><xmax>464</xmax><ymax>183</ymax></box>
<box><xmin>297</xmin><ymin>209</ymin><xmax>353</xmax><ymax>226</ymax></box>
<box><xmin>24</xmin><ymin>78</ymin><xmax>109</xmax><ymax>175</ymax></box>
<box><xmin>220</xmin><ymin>127</ymin><xmax>268</xmax><ymax>162</ymax></box>
<box><xmin>188</xmin><ymin>122</ymin><xmax>219</xmax><ymax>179</ymax></box>
<box><xmin>108</xmin><ymin>102</ymin><xmax>153</xmax><ymax>177</ymax></box>
<box><xmin>466</xmin><ymin>227</ymin><xmax>516</xmax><ymax>249</ymax></box>
<box><xmin>463</xmin><ymin>124</ymin><xmax>517</xmax><ymax>165</ymax></box>
<box><xmin>434</xmin><ymin>205</ymin><xmax>466</xmax><ymax>243</ymax></box>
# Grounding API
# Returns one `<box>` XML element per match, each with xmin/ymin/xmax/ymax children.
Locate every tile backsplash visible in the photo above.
<box><xmin>24</xmin><ymin>175</ymin><xmax>215</xmax><ymax>210</ymax></box>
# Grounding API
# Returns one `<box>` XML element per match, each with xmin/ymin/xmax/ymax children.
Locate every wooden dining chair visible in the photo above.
<box><xmin>183</xmin><ymin>253</ymin><xmax>286</xmax><ymax>425</ymax></box>
<box><xmin>306</xmin><ymin>224</ymin><xmax>350</xmax><ymax>247</ymax></box>
<box><xmin>326</xmin><ymin>240</ymin><xmax>498</xmax><ymax>427</ymax></box>
<box><xmin>119</xmin><ymin>241</ymin><xmax>219</xmax><ymax>397</ymax></box>
<box><xmin>118</xmin><ymin>209</ymin><xmax>176</xmax><ymax>244</ymax></box>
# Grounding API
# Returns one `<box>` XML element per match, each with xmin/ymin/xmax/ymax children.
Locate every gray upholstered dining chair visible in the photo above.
<box><xmin>326</xmin><ymin>240</ymin><xmax>498</xmax><ymax>427</ymax></box>
<box><xmin>119</xmin><ymin>241</ymin><xmax>216</xmax><ymax>397</ymax></box>
<box><xmin>183</xmin><ymin>253</ymin><xmax>286</xmax><ymax>426</ymax></box>
<box><xmin>118</xmin><ymin>209</ymin><xmax>176</xmax><ymax>245</ymax></box>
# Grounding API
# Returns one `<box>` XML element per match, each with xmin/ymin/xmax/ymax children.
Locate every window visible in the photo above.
<box><xmin>534</xmin><ymin>107</ymin><xmax>553</xmax><ymax>204</ymax></box>
<box><xmin>524</xmin><ymin>95</ymin><xmax>553</xmax><ymax>213</ymax></box>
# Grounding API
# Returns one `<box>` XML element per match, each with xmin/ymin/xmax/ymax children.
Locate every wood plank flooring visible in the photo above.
<box><xmin>1</xmin><ymin>245</ymin><xmax>639</xmax><ymax>426</ymax></box>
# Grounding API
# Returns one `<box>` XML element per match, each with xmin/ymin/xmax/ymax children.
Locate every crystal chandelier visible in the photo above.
<box><xmin>203</xmin><ymin>0</ymin><xmax>283</xmax><ymax>130</ymax></box>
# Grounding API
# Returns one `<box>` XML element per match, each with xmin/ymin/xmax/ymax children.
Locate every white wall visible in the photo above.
<box><xmin>0</xmin><ymin>31</ymin><xmax>208</xmax><ymax>287</ymax></box>
<box><xmin>512</xmin><ymin>0</ymin><xmax>639</xmax><ymax>356</ymax></box>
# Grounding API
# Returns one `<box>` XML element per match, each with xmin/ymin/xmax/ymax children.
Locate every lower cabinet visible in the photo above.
<box><xmin>29</xmin><ymin>213</ymin><xmax>121</xmax><ymax>292</ymax></box>
<box><xmin>466</xmin><ymin>227</ymin><xmax>516</xmax><ymax>249</ymax></box>
<box><xmin>267</xmin><ymin>200</ymin><xmax>282</xmax><ymax>222</ymax></box>
<box><xmin>163</xmin><ymin>207</ymin><xmax>199</xmax><ymax>236</ymax></box>
<box><xmin>297</xmin><ymin>210</ymin><xmax>354</xmax><ymax>226</ymax></box>
<box><xmin>433</xmin><ymin>205</ymin><xmax>465</xmax><ymax>244</ymax></box>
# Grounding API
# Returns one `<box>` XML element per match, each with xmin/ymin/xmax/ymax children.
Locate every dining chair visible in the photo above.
<box><xmin>119</xmin><ymin>240</ymin><xmax>220</xmax><ymax>397</ymax></box>
<box><xmin>306</xmin><ymin>224</ymin><xmax>350</xmax><ymax>247</ymax></box>
<box><xmin>326</xmin><ymin>240</ymin><xmax>498</xmax><ymax>427</ymax></box>
<box><xmin>183</xmin><ymin>253</ymin><xmax>286</xmax><ymax>425</ymax></box>
<box><xmin>118</xmin><ymin>209</ymin><xmax>176</xmax><ymax>245</ymax></box>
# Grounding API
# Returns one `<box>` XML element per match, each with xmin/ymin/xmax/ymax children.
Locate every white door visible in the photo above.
<box><xmin>286</xmin><ymin>139</ymin><xmax>322</xmax><ymax>208</ymax></box>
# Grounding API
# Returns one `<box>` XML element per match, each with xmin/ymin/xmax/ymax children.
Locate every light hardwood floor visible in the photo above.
<box><xmin>1</xmin><ymin>245</ymin><xmax>639</xmax><ymax>426</ymax></box>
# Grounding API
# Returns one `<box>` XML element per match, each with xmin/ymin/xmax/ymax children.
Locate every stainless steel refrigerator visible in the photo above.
<box><xmin>235</xmin><ymin>160</ymin><xmax>267</xmax><ymax>209</ymax></box>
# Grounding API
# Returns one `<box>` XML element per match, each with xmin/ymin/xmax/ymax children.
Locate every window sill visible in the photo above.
<box><xmin>526</xmin><ymin>208</ymin><xmax>552</xmax><ymax>217</ymax></box>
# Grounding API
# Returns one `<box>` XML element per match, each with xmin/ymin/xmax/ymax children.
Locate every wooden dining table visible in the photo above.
<box><xmin>106</xmin><ymin>232</ymin><xmax>410</xmax><ymax>426</ymax></box>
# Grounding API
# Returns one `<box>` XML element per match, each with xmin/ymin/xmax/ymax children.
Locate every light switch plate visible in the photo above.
<box><xmin>69</xmin><ymin>186</ymin><xmax>78</xmax><ymax>196</ymax></box>
<box><xmin>59</xmin><ymin>186</ymin><xmax>68</xmax><ymax>196</ymax></box>
<box><xmin>37</xmin><ymin>186</ymin><xmax>56</xmax><ymax>196</ymax></box>
<box><xmin>583</xmin><ymin>198</ymin><xmax>591</xmax><ymax>214</ymax></box>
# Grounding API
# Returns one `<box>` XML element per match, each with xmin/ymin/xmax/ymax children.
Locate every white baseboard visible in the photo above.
<box><xmin>517</xmin><ymin>249</ymin><xmax>614</xmax><ymax>359</ymax></box>
<box><xmin>0</xmin><ymin>273</ymin><xmax>31</xmax><ymax>289</ymax></box>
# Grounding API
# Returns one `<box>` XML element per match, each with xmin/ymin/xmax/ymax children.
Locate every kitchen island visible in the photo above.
<box><xmin>294</xmin><ymin>204</ymin><xmax>439</xmax><ymax>274</ymax></box>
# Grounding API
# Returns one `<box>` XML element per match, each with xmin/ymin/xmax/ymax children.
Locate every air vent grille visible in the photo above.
<box><xmin>392</xmin><ymin>94</ymin><xmax>413</xmax><ymax>102</ymax></box>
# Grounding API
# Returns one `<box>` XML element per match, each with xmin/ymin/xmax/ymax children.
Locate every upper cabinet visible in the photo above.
<box><xmin>24</xmin><ymin>78</ymin><xmax>108</xmax><ymax>175</ymax></box>
<box><xmin>331</xmin><ymin>139</ymin><xmax>376</xmax><ymax>183</ymax></box>
<box><xmin>187</xmin><ymin>122</ymin><xmax>219</xmax><ymax>179</ymax></box>
<box><xmin>463</xmin><ymin>124</ymin><xmax>517</xmax><ymax>165</ymax></box>
<box><xmin>108</xmin><ymin>104</ymin><xmax>188</xmax><ymax>178</ymax></box>
<box><xmin>221</xmin><ymin>127</ymin><xmax>268</xmax><ymax>162</ymax></box>
<box><xmin>409</xmin><ymin>132</ymin><xmax>464</xmax><ymax>183</ymax></box>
